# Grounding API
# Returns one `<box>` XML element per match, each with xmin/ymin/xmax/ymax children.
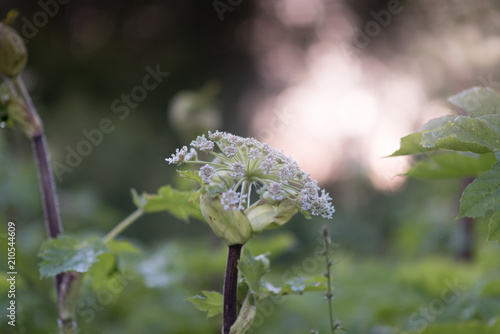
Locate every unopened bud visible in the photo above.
<box><xmin>0</xmin><ymin>23</ymin><xmax>27</xmax><ymax>78</ymax></box>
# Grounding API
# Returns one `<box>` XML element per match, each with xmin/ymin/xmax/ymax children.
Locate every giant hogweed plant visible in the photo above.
<box><xmin>392</xmin><ymin>86</ymin><xmax>500</xmax><ymax>244</ymax></box>
<box><xmin>1</xmin><ymin>16</ymin><xmax>337</xmax><ymax>334</ymax></box>
<box><xmin>165</xmin><ymin>131</ymin><xmax>335</xmax><ymax>333</ymax></box>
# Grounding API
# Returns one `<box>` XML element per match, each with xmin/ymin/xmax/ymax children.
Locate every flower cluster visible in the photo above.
<box><xmin>166</xmin><ymin>131</ymin><xmax>335</xmax><ymax>219</ymax></box>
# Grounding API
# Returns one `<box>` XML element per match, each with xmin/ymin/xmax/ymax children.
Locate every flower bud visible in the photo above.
<box><xmin>200</xmin><ymin>193</ymin><xmax>253</xmax><ymax>245</ymax></box>
<box><xmin>0</xmin><ymin>23</ymin><xmax>27</xmax><ymax>78</ymax></box>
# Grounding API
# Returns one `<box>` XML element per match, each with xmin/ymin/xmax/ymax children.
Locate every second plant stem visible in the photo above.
<box><xmin>12</xmin><ymin>76</ymin><xmax>77</xmax><ymax>333</ymax></box>
<box><xmin>223</xmin><ymin>244</ymin><xmax>243</xmax><ymax>334</ymax></box>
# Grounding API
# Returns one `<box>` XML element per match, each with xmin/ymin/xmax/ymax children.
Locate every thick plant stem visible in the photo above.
<box><xmin>223</xmin><ymin>244</ymin><xmax>243</xmax><ymax>334</ymax></box>
<box><xmin>14</xmin><ymin>76</ymin><xmax>75</xmax><ymax>334</ymax></box>
<box><xmin>32</xmin><ymin>134</ymin><xmax>63</xmax><ymax>237</ymax></box>
<box><xmin>32</xmin><ymin>133</ymin><xmax>68</xmax><ymax>328</ymax></box>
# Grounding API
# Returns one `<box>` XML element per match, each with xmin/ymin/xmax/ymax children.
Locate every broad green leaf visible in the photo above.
<box><xmin>391</xmin><ymin>114</ymin><xmax>500</xmax><ymax>156</ymax></box>
<box><xmin>488</xmin><ymin>212</ymin><xmax>500</xmax><ymax>242</ymax></box>
<box><xmin>459</xmin><ymin>162</ymin><xmax>500</xmax><ymax>218</ymax></box>
<box><xmin>421</xmin><ymin>115</ymin><xmax>500</xmax><ymax>153</ymax></box>
<box><xmin>449</xmin><ymin>86</ymin><xmax>500</xmax><ymax>117</ymax></box>
<box><xmin>260</xmin><ymin>276</ymin><xmax>328</xmax><ymax>298</ymax></box>
<box><xmin>238</xmin><ymin>248</ymin><xmax>270</xmax><ymax>295</ymax></box>
<box><xmin>87</xmin><ymin>240</ymin><xmax>140</xmax><ymax>291</ymax></box>
<box><xmin>405</xmin><ymin>152</ymin><xmax>497</xmax><ymax>179</ymax></box>
<box><xmin>187</xmin><ymin>290</ymin><xmax>223</xmax><ymax>318</ymax></box>
<box><xmin>390</xmin><ymin>115</ymin><xmax>456</xmax><ymax>156</ymax></box>
<box><xmin>38</xmin><ymin>235</ymin><xmax>109</xmax><ymax>278</ymax></box>
<box><xmin>132</xmin><ymin>185</ymin><xmax>204</xmax><ymax>222</ymax></box>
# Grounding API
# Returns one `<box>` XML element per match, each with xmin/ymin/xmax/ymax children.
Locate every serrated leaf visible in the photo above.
<box><xmin>459</xmin><ymin>162</ymin><xmax>500</xmax><ymax>218</ymax></box>
<box><xmin>187</xmin><ymin>290</ymin><xmax>223</xmax><ymax>318</ymax></box>
<box><xmin>421</xmin><ymin>115</ymin><xmax>500</xmax><ymax>153</ymax></box>
<box><xmin>260</xmin><ymin>276</ymin><xmax>328</xmax><ymax>298</ymax></box>
<box><xmin>449</xmin><ymin>86</ymin><xmax>500</xmax><ymax>117</ymax></box>
<box><xmin>131</xmin><ymin>185</ymin><xmax>204</xmax><ymax>222</ymax></box>
<box><xmin>39</xmin><ymin>235</ymin><xmax>109</xmax><ymax>278</ymax></box>
<box><xmin>488</xmin><ymin>212</ymin><xmax>500</xmax><ymax>242</ymax></box>
<box><xmin>238</xmin><ymin>248</ymin><xmax>270</xmax><ymax>295</ymax></box>
<box><xmin>405</xmin><ymin>152</ymin><xmax>497</xmax><ymax>179</ymax></box>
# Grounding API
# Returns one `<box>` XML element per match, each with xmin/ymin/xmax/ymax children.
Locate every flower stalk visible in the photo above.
<box><xmin>223</xmin><ymin>244</ymin><xmax>243</xmax><ymax>334</ymax></box>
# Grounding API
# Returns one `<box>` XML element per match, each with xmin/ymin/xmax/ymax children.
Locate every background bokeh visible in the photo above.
<box><xmin>1</xmin><ymin>1</ymin><xmax>500</xmax><ymax>333</ymax></box>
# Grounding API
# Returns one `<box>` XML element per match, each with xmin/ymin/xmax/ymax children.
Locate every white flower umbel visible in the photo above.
<box><xmin>166</xmin><ymin>131</ymin><xmax>335</xmax><ymax>245</ymax></box>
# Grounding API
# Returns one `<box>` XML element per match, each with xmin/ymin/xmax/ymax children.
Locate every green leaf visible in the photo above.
<box><xmin>488</xmin><ymin>212</ymin><xmax>500</xmax><ymax>242</ymax></box>
<box><xmin>86</xmin><ymin>240</ymin><xmax>140</xmax><ymax>291</ymax></box>
<box><xmin>449</xmin><ymin>86</ymin><xmax>500</xmax><ymax>117</ymax></box>
<box><xmin>132</xmin><ymin>185</ymin><xmax>204</xmax><ymax>222</ymax></box>
<box><xmin>391</xmin><ymin>114</ymin><xmax>500</xmax><ymax>156</ymax></box>
<box><xmin>459</xmin><ymin>162</ymin><xmax>500</xmax><ymax>218</ymax></box>
<box><xmin>38</xmin><ymin>235</ymin><xmax>109</xmax><ymax>278</ymax></box>
<box><xmin>86</xmin><ymin>253</ymin><xmax>116</xmax><ymax>291</ymax></box>
<box><xmin>260</xmin><ymin>276</ymin><xmax>328</xmax><ymax>298</ymax></box>
<box><xmin>390</xmin><ymin>115</ymin><xmax>456</xmax><ymax>156</ymax></box>
<box><xmin>420</xmin><ymin>115</ymin><xmax>500</xmax><ymax>153</ymax></box>
<box><xmin>238</xmin><ymin>248</ymin><xmax>270</xmax><ymax>295</ymax></box>
<box><xmin>405</xmin><ymin>152</ymin><xmax>497</xmax><ymax>179</ymax></box>
<box><xmin>187</xmin><ymin>290</ymin><xmax>223</xmax><ymax>318</ymax></box>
